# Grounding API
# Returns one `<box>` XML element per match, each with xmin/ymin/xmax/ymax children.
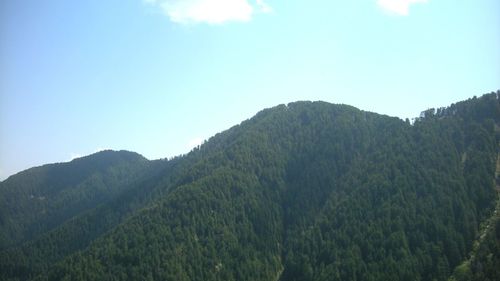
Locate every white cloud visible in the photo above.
<box><xmin>256</xmin><ymin>0</ymin><xmax>272</xmax><ymax>13</ymax></box>
<box><xmin>68</xmin><ymin>147</ymin><xmax>110</xmax><ymax>162</ymax></box>
<box><xmin>69</xmin><ymin>153</ymin><xmax>83</xmax><ymax>161</ymax></box>
<box><xmin>377</xmin><ymin>0</ymin><xmax>428</xmax><ymax>16</ymax></box>
<box><xmin>144</xmin><ymin>0</ymin><xmax>271</xmax><ymax>24</ymax></box>
<box><xmin>187</xmin><ymin>137</ymin><xmax>204</xmax><ymax>149</ymax></box>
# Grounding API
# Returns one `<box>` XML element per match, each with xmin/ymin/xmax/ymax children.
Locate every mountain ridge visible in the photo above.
<box><xmin>1</xmin><ymin>92</ymin><xmax>499</xmax><ymax>281</ymax></box>
<box><xmin>0</xmin><ymin>149</ymin><xmax>150</xmax><ymax>250</ymax></box>
<box><xmin>0</xmin><ymin>150</ymin><xmax>146</xmax><ymax>183</ymax></box>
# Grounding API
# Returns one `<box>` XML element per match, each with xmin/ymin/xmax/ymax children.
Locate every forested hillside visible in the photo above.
<box><xmin>0</xmin><ymin>150</ymin><xmax>149</xmax><ymax>249</ymax></box>
<box><xmin>1</xmin><ymin>92</ymin><xmax>499</xmax><ymax>281</ymax></box>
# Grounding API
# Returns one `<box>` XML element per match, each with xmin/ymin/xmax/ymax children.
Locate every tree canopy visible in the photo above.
<box><xmin>1</xmin><ymin>91</ymin><xmax>499</xmax><ymax>281</ymax></box>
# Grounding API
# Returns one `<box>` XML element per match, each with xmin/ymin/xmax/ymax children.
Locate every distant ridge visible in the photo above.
<box><xmin>0</xmin><ymin>149</ymin><xmax>149</xmax><ymax>250</ymax></box>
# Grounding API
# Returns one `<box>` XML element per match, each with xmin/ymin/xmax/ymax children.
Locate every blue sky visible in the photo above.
<box><xmin>1</xmin><ymin>0</ymin><xmax>499</xmax><ymax>180</ymax></box>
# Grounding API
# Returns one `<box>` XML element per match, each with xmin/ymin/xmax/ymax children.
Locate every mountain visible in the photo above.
<box><xmin>0</xmin><ymin>150</ymin><xmax>149</xmax><ymax>249</ymax></box>
<box><xmin>0</xmin><ymin>92</ymin><xmax>499</xmax><ymax>281</ymax></box>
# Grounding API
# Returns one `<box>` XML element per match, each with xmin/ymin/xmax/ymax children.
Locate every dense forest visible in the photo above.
<box><xmin>0</xmin><ymin>92</ymin><xmax>499</xmax><ymax>281</ymax></box>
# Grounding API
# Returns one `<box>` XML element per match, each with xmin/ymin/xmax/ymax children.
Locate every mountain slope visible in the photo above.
<box><xmin>1</xmin><ymin>92</ymin><xmax>499</xmax><ymax>281</ymax></box>
<box><xmin>0</xmin><ymin>151</ymin><xmax>208</xmax><ymax>281</ymax></box>
<box><xmin>0</xmin><ymin>150</ymin><xmax>149</xmax><ymax>249</ymax></box>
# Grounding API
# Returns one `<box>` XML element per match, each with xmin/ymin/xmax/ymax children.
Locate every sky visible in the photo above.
<box><xmin>1</xmin><ymin>0</ymin><xmax>499</xmax><ymax>180</ymax></box>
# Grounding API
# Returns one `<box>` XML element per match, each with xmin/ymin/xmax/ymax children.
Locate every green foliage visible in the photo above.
<box><xmin>1</xmin><ymin>91</ymin><xmax>499</xmax><ymax>281</ymax></box>
<box><xmin>0</xmin><ymin>150</ymin><xmax>149</xmax><ymax>249</ymax></box>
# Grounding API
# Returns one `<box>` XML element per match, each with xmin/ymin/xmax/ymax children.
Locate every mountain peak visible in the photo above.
<box><xmin>69</xmin><ymin>149</ymin><xmax>147</xmax><ymax>164</ymax></box>
<box><xmin>1</xmin><ymin>93</ymin><xmax>499</xmax><ymax>281</ymax></box>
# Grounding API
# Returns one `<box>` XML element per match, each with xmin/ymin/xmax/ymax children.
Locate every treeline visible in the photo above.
<box><xmin>0</xmin><ymin>92</ymin><xmax>499</xmax><ymax>281</ymax></box>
